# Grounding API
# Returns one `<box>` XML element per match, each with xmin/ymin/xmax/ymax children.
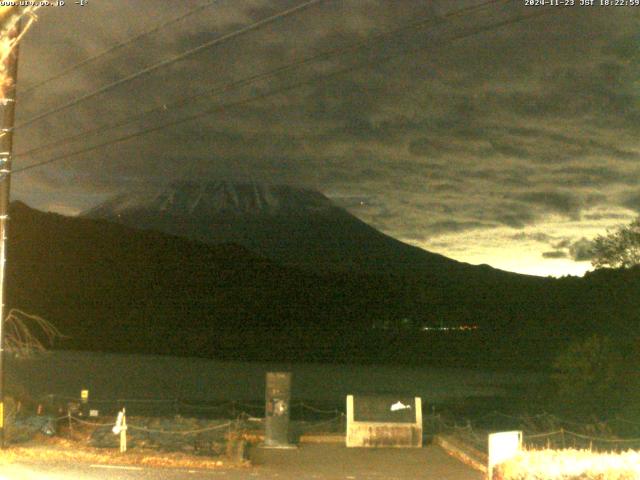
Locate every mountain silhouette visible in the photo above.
<box><xmin>84</xmin><ymin>180</ymin><xmax>501</xmax><ymax>277</ymax></box>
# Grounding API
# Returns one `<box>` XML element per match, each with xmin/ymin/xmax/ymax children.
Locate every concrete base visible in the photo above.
<box><xmin>299</xmin><ymin>434</ymin><xmax>345</xmax><ymax>444</ymax></box>
<box><xmin>258</xmin><ymin>442</ymin><xmax>298</xmax><ymax>450</ymax></box>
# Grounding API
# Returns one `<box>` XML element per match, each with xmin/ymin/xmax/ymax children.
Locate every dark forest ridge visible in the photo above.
<box><xmin>7</xmin><ymin>201</ymin><xmax>640</xmax><ymax>370</ymax></box>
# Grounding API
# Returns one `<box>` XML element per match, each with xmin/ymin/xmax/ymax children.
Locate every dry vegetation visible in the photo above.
<box><xmin>0</xmin><ymin>432</ymin><xmax>247</xmax><ymax>470</ymax></box>
<box><xmin>0</xmin><ymin>416</ymin><xmax>251</xmax><ymax>471</ymax></box>
<box><xmin>496</xmin><ymin>448</ymin><xmax>640</xmax><ymax>480</ymax></box>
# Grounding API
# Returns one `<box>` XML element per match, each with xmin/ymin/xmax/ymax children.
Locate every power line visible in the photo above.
<box><xmin>13</xmin><ymin>4</ymin><xmax>561</xmax><ymax>176</ymax></box>
<box><xmin>12</xmin><ymin>0</ymin><xmax>327</xmax><ymax>132</ymax></box>
<box><xmin>15</xmin><ymin>0</ymin><xmax>504</xmax><ymax>161</ymax></box>
<box><xmin>19</xmin><ymin>0</ymin><xmax>221</xmax><ymax>96</ymax></box>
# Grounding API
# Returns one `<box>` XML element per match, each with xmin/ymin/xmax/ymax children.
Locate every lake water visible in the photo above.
<box><xmin>5</xmin><ymin>350</ymin><xmax>541</xmax><ymax>413</ymax></box>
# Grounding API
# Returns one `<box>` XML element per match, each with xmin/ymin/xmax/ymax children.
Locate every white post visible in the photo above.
<box><xmin>120</xmin><ymin>408</ymin><xmax>127</xmax><ymax>453</ymax></box>
<box><xmin>112</xmin><ymin>408</ymin><xmax>127</xmax><ymax>453</ymax></box>
<box><xmin>415</xmin><ymin>396</ymin><xmax>422</xmax><ymax>428</ymax></box>
<box><xmin>345</xmin><ymin>395</ymin><xmax>354</xmax><ymax>447</ymax></box>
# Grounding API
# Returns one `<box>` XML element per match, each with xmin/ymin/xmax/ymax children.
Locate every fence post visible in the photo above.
<box><xmin>112</xmin><ymin>408</ymin><xmax>127</xmax><ymax>453</ymax></box>
<box><xmin>80</xmin><ymin>389</ymin><xmax>89</xmax><ymax>417</ymax></box>
<box><xmin>120</xmin><ymin>408</ymin><xmax>127</xmax><ymax>453</ymax></box>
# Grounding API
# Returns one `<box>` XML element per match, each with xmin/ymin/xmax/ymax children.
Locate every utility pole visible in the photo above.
<box><xmin>0</xmin><ymin>8</ymin><xmax>22</xmax><ymax>448</ymax></box>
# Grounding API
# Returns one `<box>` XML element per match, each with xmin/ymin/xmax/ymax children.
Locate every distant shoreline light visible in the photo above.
<box><xmin>420</xmin><ymin>325</ymin><xmax>479</xmax><ymax>332</ymax></box>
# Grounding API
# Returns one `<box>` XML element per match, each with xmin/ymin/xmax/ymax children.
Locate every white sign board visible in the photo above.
<box><xmin>488</xmin><ymin>431</ymin><xmax>522</xmax><ymax>480</ymax></box>
<box><xmin>346</xmin><ymin>395</ymin><xmax>422</xmax><ymax>448</ymax></box>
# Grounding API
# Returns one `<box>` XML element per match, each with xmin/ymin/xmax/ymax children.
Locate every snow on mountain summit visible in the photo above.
<box><xmin>85</xmin><ymin>181</ymin><xmax>334</xmax><ymax>218</ymax></box>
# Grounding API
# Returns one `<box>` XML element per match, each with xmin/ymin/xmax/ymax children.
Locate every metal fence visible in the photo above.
<box><xmin>429</xmin><ymin>410</ymin><xmax>640</xmax><ymax>454</ymax></box>
<box><xmin>30</xmin><ymin>394</ymin><xmax>640</xmax><ymax>452</ymax></box>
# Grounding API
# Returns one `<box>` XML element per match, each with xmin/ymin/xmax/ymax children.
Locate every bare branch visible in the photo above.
<box><xmin>3</xmin><ymin>309</ymin><xmax>66</xmax><ymax>357</ymax></box>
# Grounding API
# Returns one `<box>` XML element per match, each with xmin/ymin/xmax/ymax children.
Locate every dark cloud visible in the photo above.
<box><xmin>461</xmin><ymin>168</ymin><xmax>534</xmax><ymax>188</ymax></box>
<box><xmin>425</xmin><ymin>220</ymin><xmax>493</xmax><ymax>236</ymax></box>
<box><xmin>583</xmin><ymin>212</ymin><xmax>630</xmax><ymax>221</ymax></box>
<box><xmin>408</xmin><ymin>137</ymin><xmax>454</xmax><ymax>157</ymax></box>
<box><xmin>551</xmin><ymin>166</ymin><xmax>636</xmax><ymax>188</ymax></box>
<box><xmin>621</xmin><ymin>192</ymin><xmax>640</xmax><ymax>213</ymax></box>
<box><xmin>428</xmin><ymin>183</ymin><xmax>461</xmax><ymax>193</ymax></box>
<box><xmin>542</xmin><ymin>251</ymin><xmax>567</xmax><ymax>259</ymax></box>
<box><xmin>510</xmin><ymin>191</ymin><xmax>606</xmax><ymax>220</ymax></box>
<box><xmin>489</xmin><ymin>141</ymin><xmax>531</xmax><ymax>160</ymax></box>
<box><xmin>510</xmin><ymin>232</ymin><xmax>555</xmax><ymax>243</ymax></box>
<box><xmin>552</xmin><ymin>238</ymin><xmax>572</xmax><ymax>250</ymax></box>
<box><xmin>497</xmin><ymin>215</ymin><xmax>531</xmax><ymax>229</ymax></box>
<box><xmin>569</xmin><ymin>238</ymin><xmax>595</xmax><ymax>262</ymax></box>
<box><xmin>514</xmin><ymin>192</ymin><xmax>582</xmax><ymax>219</ymax></box>
<box><xmin>494</xmin><ymin>208</ymin><xmax>537</xmax><ymax>229</ymax></box>
<box><xmin>543</xmin><ymin>237</ymin><xmax>595</xmax><ymax>263</ymax></box>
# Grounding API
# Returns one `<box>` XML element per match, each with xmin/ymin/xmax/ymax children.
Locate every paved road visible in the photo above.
<box><xmin>2</xmin><ymin>445</ymin><xmax>483</xmax><ymax>480</ymax></box>
<box><xmin>248</xmin><ymin>444</ymin><xmax>484</xmax><ymax>480</ymax></box>
<box><xmin>0</xmin><ymin>462</ymin><xmax>229</xmax><ymax>480</ymax></box>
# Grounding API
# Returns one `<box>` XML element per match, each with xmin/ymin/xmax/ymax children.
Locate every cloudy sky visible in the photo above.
<box><xmin>8</xmin><ymin>0</ymin><xmax>640</xmax><ymax>277</ymax></box>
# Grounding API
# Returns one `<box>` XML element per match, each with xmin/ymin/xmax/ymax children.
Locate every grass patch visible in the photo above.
<box><xmin>0</xmin><ymin>432</ymin><xmax>249</xmax><ymax>470</ymax></box>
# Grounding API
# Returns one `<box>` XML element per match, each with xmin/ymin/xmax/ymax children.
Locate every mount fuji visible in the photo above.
<box><xmin>84</xmin><ymin>180</ymin><xmax>485</xmax><ymax>277</ymax></box>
